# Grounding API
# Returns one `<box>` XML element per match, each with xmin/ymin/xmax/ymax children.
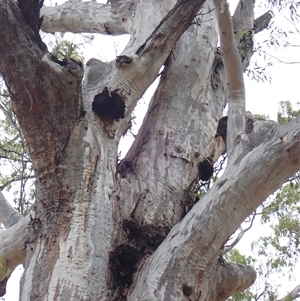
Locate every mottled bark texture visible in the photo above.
<box><xmin>0</xmin><ymin>0</ymin><xmax>299</xmax><ymax>300</ymax></box>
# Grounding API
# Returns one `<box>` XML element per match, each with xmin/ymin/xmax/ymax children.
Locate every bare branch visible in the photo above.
<box><xmin>116</xmin><ymin>0</ymin><xmax>222</xmax><ymax>231</ymax></box>
<box><xmin>254</xmin><ymin>11</ymin><xmax>273</xmax><ymax>34</ymax></box>
<box><xmin>257</xmin><ymin>50</ymin><xmax>300</xmax><ymax>64</ymax></box>
<box><xmin>127</xmin><ymin>120</ymin><xmax>300</xmax><ymax>300</ymax></box>
<box><xmin>0</xmin><ymin>215</ymin><xmax>30</xmax><ymax>281</ymax></box>
<box><xmin>0</xmin><ymin>102</ymin><xmax>16</xmax><ymax>129</ymax></box>
<box><xmin>233</xmin><ymin>0</ymin><xmax>255</xmax><ymax>32</ymax></box>
<box><xmin>84</xmin><ymin>0</ymin><xmax>208</xmax><ymax>141</ymax></box>
<box><xmin>41</xmin><ymin>1</ymin><xmax>132</xmax><ymax>34</ymax></box>
<box><xmin>223</xmin><ymin>227</ymin><xmax>245</xmax><ymax>255</ymax></box>
<box><xmin>204</xmin><ymin>259</ymin><xmax>256</xmax><ymax>301</ymax></box>
<box><xmin>213</xmin><ymin>0</ymin><xmax>245</xmax><ymax>160</ymax></box>
<box><xmin>276</xmin><ymin>285</ymin><xmax>300</xmax><ymax>301</ymax></box>
<box><xmin>135</xmin><ymin>0</ymin><xmax>206</xmax><ymax>56</ymax></box>
<box><xmin>223</xmin><ymin>213</ymin><xmax>255</xmax><ymax>255</ymax></box>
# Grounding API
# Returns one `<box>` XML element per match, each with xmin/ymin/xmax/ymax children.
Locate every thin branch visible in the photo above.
<box><xmin>257</xmin><ymin>49</ymin><xmax>300</xmax><ymax>64</ymax></box>
<box><xmin>0</xmin><ymin>102</ymin><xmax>16</xmax><ymax>129</ymax></box>
<box><xmin>223</xmin><ymin>227</ymin><xmax>245</xmax><ymax>254</ymax></box>
<box><xmin>0</xmin><ymin>93</ymin><xmax>10</xmax><ymax>97</ymax></box>
<box><xmin>0</xmin><ymin>154</ymin><xmax>31</xmax><ymax>163</ymax></box>
<box><xmin>255</xmin><ymin>284</ymin><xmax>267</xmax><ymax>301</ymax></box>
<box><xmin>283</xmin><ymin>14</ymin><xmax>300</xmax><ymax>35</ymax></box>
<box><xmin>244</xmin><ymin>210</ymin><xmax>256</xmax><ymax>232</ymax></box>
<box><xmin>0</xmin><ymin>175</ymin><xmax>36</xmax><ymax>191</ymax></box>
<box><xmin>223</xmin><ymin>213</ymin><xmax>255</xmax><ymax>254</ymax></box>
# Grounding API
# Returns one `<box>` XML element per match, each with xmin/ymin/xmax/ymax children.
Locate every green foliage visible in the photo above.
<box><xmin>227</xmin><ymin>289</ymin><xmax>254</xmax><ymax>301</ymax></box>
<box><xmin>225</xmin><ymin>249</ymin><xmax>255</xmax><ymax>266</ymax></box>
<box><xmin>47</xmin><ymin>33</ymin><xmax>94</xmax><ymax>63</ymax></box>
<box><xmin>258</xmin><ymin>183</ymin><xmax>300</xmax><ymax>268</ymax></box>
<box><xmin>254</xmin><ymin>113</ymin><xmax>269</xmax><ymax>120</ymax></box>
<box><xmin>277</xmin><ymin>101</ymin><xmax>300</xmax><ymax>125</ymax></box>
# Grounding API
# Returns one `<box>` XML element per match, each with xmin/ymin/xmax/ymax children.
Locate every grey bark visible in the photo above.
<box><xmin>0</xmin><ymin>0</ymin><xmax>298</xmax><ymax>300</ymax></box>
<box><xmin>0</xmin><ymin>191</ymin><xmax>22</xmax><ymax>228</ymax></box>
<box><xmin>276</xmin><ymin>285</ymin><xmax>300</xmax><ymax>301</ymax></box>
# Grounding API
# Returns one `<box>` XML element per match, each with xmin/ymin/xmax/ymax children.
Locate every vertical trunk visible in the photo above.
<box><xmin>21</xmin><ymin>119</ymin><xmax>120</xmax><ymax>300</ymax></box>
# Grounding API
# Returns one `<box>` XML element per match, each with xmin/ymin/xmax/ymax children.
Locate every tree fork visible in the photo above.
<box><xmin>0</xmin><ymin>0</ymin><xmax>298</xmax><ymax>300</ymax></box>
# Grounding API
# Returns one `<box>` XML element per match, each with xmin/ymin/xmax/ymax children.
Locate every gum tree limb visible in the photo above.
<box><xmin>276</xmin><ymin>285</ymin><xmax>300</xmax><ymax>301</ymax></box>
<box><xmin>213</xmin><ymin>0</ymin><xmax>245</xmax><ymax>160</ymax></box>
<box><xmin>41</xmin><ymin>1</ymin><xmax>133</xmax><ymax>34</ymax></box>
<box><xmin>0</xmin><ymin>191</ymin><xmax>21</xmax><ymax>228</ymax></box>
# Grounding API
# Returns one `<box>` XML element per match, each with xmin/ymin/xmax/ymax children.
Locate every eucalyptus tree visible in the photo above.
<box><xmin>0</xmin><ymin>0</ymin><xmax>299</xmax><ymax>301</ymax></box>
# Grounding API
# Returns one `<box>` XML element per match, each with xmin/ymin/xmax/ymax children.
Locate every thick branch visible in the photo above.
<box><xmin>213</xmin><ymin>0</ymin><xmax>245</xmax><ymax>160</ymax></box>
<box><xmin>135</xmin><ymin>0</ymin><xmax>205</xmax><ymax>57</ymax></box>
<box><xmin>202</xmin><ymin>259</ymin><xmax>256</xmax><ymax>301</ymax></box>
<box><xmin>254</xmin><ymin>11</ymin><xmax>273</xmax><ymax>34</ymax></box>
<box><xmin>83</xmin><ymin>0</ymin><xmax>207</xmax><ymax>141</ymax></box>
<box><xmin>0</xmin><ymin>0</ymin><xmax>83</xmax><ymax>173</ymax></box>
<box><xmin>0</xmin><ymin>191</ymin><xmax>21</xmax><ymax>228</ymax></box>
<box><xmin>276</xmin><ymin>285</ymin><xmax>300</xmax><ymax>301</ymax></box>
<box><xmin>116</xmin><ymin>0</ymin><xmax>221</xmax><ymax>229</ymax></box>
<box><xmin>128</xmin><ymin>120</ymin><xmax>300</xmax><ymax>300</ymax></box>
<box><xmin>232</xmin><ymin>0</ymin><xmax>255</xmax><ymax>69</ymax></box>
<box><xmin>0</xmin><ymin>215</ymin><xmax>30</xmax><ymax>281</ymax></box>
<box><xmin>41</xmin><ymin>1</ymin><xmax>132</xmax><ymax>34</ymax></box>
<box><xmin>233</xmin><ymin>0</ymin><xmax>254</xmax><ymax>32</ymax></box>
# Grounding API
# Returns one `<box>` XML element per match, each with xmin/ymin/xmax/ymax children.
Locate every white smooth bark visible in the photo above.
<box><xmin>0</xmin><ymin>215</ymin><xmax>30</xmax><ymax>280</ymax></box>
<box><xmin>127</xmin><ymin>115</ymin><xmax>300</xmax><ymax>300</ymax></box>
<box><xmin>41</xmin><ymin>1</ymin><xmax>132</xmax><ymax>34</ymax></box>
<box><xmin>0</xmin><ymin>191</ymin><xmax>21</xmax><ymax>228</ymax></box>
<box><xmin>117</xmin><ymin>0</ymin><xmax>221</xmax><ymax>228</ymax></box>
<box><xmin>0</xmin><ymin>192</ymin><xmax>27</xmax><ymax>283</ymax></box>
<box><xmin>213</xmin><ymin>0</ymin><xmax>245</xmax><ymax>161</ymax></box>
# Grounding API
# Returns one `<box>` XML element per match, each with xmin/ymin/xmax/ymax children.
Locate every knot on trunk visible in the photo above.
<box><xmin>116</xmin><ymin>55</ymin><xmax>132</xmax><ymax>68</ymax></box>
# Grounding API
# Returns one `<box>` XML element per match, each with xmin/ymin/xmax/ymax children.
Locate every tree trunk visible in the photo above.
<box><xmin>0</xmin><ymin>0</ymin><xmax>299</xmax><ymax>300</ymax></box>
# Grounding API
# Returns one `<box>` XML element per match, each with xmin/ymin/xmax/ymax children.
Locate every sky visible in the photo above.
<box><xmin>1</xmin><ymin>0</ymin><xmax>300</xmax><ymax>300</ymax></box>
